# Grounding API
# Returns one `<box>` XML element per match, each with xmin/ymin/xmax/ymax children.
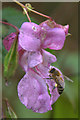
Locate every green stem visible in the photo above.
<box><xmin>13</xmin><ymin>0</ymin><xmax>31</xmax><ymax>22</ymax></box>
<box><xmin>23</xmin><ymin>8</ymin><xmax>31</xmax><ymax>22</ymax></box>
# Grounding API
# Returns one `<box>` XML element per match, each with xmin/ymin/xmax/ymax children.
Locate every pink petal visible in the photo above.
<box><xmin>63</xmin><ymin>25</ymin><xmax>69</xmax><ymax>35</ymax></box>
<box><xmin>20</xmin><ymin>51</ymin><xmax>29</xmax><ymax>72</ymax></box>
<box><xmin>3</xmin><ymin>32</ymin><xmax>16</xmax><ymax>51</ymax></box>
<box><xmin>42</xmin><ymin>49</ymin><xmax>57</xmax><ymax>66</ymax></box>
<box><xmin>20</xmin><ymin>51</ymin><xmax>43</xmax><ymax>72</ymax></box>
<box><xmin>19</xmin><ymin>22</ymin><xmax>41</xmax><ymax>51</ymax></box>
<box><xmin>28</xmin><ymin>51</ymin><xmax>43</xmax><ymax>68</ymax></box>
<box><xmin>46</xmin><ymin>79</ymin><xmax>60</xmax><ymax>105</ymax></box>
<box><xmin>17</xmin><ymin>70</ymin><xmax>52</xmax><ymax>113</ymax></box>
<box><xmin>43</xmin><ymin>28</ymin><xmax>65</xmax><ymax>50</ymax></box>
<box><xmin>36</xmin><ymin>64</ymin><xmax>49</xmax><ymax>78</ymax></box>
<box><xmin>55</xmin><ymin>24</ymin><xmax>69</xmax><ymax>35</ymax></box>
<box><xmin>3</xmin><ymin>32</ymin><xmax>26</xmax><ymax>69</ymax></box>
<box><xmin>40</xmin><ymin>19</ymin><xmax>69</xmax><ymax>35</ymax></box>
<box><xmin>40</xmin><ymin>19</ymin><xmax>56</xmax><ymax>30</ymax></box>
<box><xmin>3</xmin><ymin>32</ymin><xmax>24</xmax><ymax>52</ymax></box>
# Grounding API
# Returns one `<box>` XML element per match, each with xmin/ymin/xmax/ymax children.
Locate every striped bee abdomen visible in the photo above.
<box><xmin>57</xmin><ymin>83</ymin><xmax>64</xmax><ymax>95</ymax></box>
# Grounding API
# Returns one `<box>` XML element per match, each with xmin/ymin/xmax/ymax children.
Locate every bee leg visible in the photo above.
<box><xmin>49</xmin><ymin>75</ymin><xmax>52</xmax><ymax>77</ymax></box>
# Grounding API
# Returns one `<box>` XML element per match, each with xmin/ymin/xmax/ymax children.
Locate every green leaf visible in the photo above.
<box><xmin>4</xmin><ymin>36</ymin><xmax>18</xmax><ymax>78</ymax></box>
<box><xmin>3</xmin><ymin>99</ymin><xmax>17</xmax><ymax>118</ymax></box>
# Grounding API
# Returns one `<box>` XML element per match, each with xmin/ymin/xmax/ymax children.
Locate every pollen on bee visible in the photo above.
<box><xmin>53</xmin><ymin>83</ymin><xmax>57</xmax><ymax>90</ymax></box>
<box><xmin>55</xmin><ymin>83</ymin><xmax>57</xmax><ymax>87</ymax></box>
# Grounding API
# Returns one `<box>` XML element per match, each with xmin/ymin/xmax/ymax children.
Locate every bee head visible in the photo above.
<box><xmin>49</xmin><ymin>68</ymin><xmax>55</xmax><ymax>73</ymax></box>
<box><xmin>49</xmin><ymin>67</ymin><xmax>60</xmax><ymax>77</ymax></box>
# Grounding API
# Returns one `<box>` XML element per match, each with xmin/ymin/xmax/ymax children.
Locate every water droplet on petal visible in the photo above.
<box><xmin>32</xmin><ymin>26</ymin><xmax>37</xmax><ymax>31</ymax></box>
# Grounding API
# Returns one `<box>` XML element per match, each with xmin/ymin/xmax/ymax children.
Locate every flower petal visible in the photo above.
<box><xmin>40</xmin><ymin>19</ymin><xmax>69</xmax><ymax>35</ymax></box>
<box><xmin>46</xmin><ymin>79</ymin><xmax>60</xmax><ymax>105</ymax></box>
<box><xmin>28</xmin><ymin>51</ymin><xmax>43</xmax><ymax>68</ymax></box>
<box><xmin>43</xmin><ymin>28</ymin><xmax>65</xmax><ymax>50</ymax></box>
<box><xmin>3</xmin><ymin>32</ymin><xmax>16</xmax><ymax>51</ymax></box>
<box><xmin>20</xmin><ymin>51</ymin><xmax>43</xmax><ymax>72</ymax></box>
<box><xmin>17</xmin><ymin>70</ymin><xmax>52</xmax><ymax>113</ymax></box>
<box><xmin>20</xmin><ymin>51</ymin><xmax>28</xmax><ymax>72</ymax></box>
<box><xmin>42</xmin><ymin>49</ymin><xmax>57</xmax><ymax>66</ymax></box>
<box><xmin>55</xmin><ymin>24</ymin><xmax>69</xmax><ymax>35</ymax></box>
<box><xmin>63</xmin><ymin>25</ymin><xmax>69</xmax><ymax>35</ymax></box>
<box><xmin>3</xmin><ymin>32</ymin><xmax>24</xmax><ymax>52</ymax></box>
<box><xmin>36</xmin><ymin>64</ymin><xmax>49</xmax><ymax>78</ymax></box>
<box><xmin>40</xmin><ymin>19</ymin><xmax>56</xmax><ymax>32</ymax></box>
<box><xmin>3</xmin><ymin>32</ymin><xmax>26</xmax><ymax>69</ymax></box>
<box><xmin>19</xmin><ymin>22</ymin><xmax>41</xmax><ymax>51</ymax></box>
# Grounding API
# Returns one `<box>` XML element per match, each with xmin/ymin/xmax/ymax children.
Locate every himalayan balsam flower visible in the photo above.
<box><xmin>3</xmin><ymin>19</ymin><xmax>68</xmax><ymax>70</ymax></box>
<box><xmin>18</xmin><ymin>19</ymin><xmax>68</xmax><ymax>71</ymax></box>
<box><xmin>3</xmin><ymin>19</ymin><xmax>69</xmax><ymax>113</ymax></box>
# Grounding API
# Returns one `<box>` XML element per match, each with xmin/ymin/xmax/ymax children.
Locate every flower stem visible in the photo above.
<box><xmin>27</xmin><ymin>7</ymin><xmax>52</xmax><ymax>20</ymax></box>
<box><xmin>13</xmin><ymin>0</ymin><xmax>31</xmax><ymax>22</ymax></box>
<box><xmin>0</xmin><ymin>21</ymin><xmax>19</xmax><ymax>33</ymax></box>
<box><xmin>13</xmin><ymin>0</ymin><xmax>53</xmax><ymax>21</ymax></box>
<box><xmin>13</xmin><ymin>0</ymin><xmax>24</xmax><ymax>8</ymax></box>
<box><xmin>23</xmin><ymin>8</ymin><xmax>31</xmax><ymax>22</ymax></box>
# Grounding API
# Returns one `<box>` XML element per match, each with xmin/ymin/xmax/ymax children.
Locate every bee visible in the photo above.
<box><xmin>48</xmin><ymin>67</ymin><xmax>73</xmax><ymax>95</ymax></box>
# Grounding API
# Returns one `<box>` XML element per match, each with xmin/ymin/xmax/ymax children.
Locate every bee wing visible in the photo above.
<box><xmin>59</xmin><ymin>79</ymin><xmax>65</xmax><ymax>88</ymax></box>
<box><xmin>56</xmin><ymin>76</ymin><xmax>65</xmax><ymax>88</ymax></box>
<box><xmin>63</xmin><ymin>75</ymin><xmax>73</xmax><ymax>83</ymax></box>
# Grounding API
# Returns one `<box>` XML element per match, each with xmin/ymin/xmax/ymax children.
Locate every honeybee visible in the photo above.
<box><xmin>48</xmin><ymin>67</ymin><xmax>73</xmax><ymax>95</ymax></box>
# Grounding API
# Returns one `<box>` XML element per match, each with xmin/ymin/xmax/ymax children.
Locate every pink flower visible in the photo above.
<box><xmin>18</xmin><ymin>20</ymin><xmax>68</xmax><ymax>71</ymax></box>
<box><xmin>3</xmin><ymin>20</ymin><xmax>68</xmax><ymax>113</ymax></box>
<box><xmin>19</xmin><ymin>21</ymin><xmax>66</xmax><ymax>51</ymax></box>
<box><xmin>3</xmin><ymin>20</ymin><xmax>69</xmax><ymax>70</ymax></box>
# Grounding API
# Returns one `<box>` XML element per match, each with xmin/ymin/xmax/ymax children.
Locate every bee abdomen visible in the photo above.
<box><xmin>57</xmin><ymin>84</ymin><xmax>64</xmax><ymax>95</ymax></box>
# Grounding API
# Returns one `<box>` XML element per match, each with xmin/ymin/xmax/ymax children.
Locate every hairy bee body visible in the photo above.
<box><xmin>49</xmin><ymin>67</ymin><xmax>64</xmax><ymax>95</ymax></box>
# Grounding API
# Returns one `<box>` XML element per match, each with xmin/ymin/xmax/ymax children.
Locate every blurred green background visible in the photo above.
<box><xmin>2</xmin><ymin>2</ymin><xmax>78</xmax><ymax>118</ymax></box>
